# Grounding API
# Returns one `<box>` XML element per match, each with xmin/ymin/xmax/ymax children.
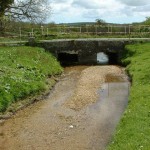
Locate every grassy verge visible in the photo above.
<box><xmin>0</xmin><ymin>46</ymin><xmax>63</xmax><ymax>113</ymax></box>
<box><xmin>107</xmin><ymin>43</ymin><xmax>150</xmax><ymax>150</ymax></box>
<box><xmin>41</xmin><ymin>33</ymin><xmax>150</xmax><ymax>40</ymax></box>
<box><xmin>1</xmin><ymin>32</ymin><xmax>150</xmax><ymax>43</ymax></box>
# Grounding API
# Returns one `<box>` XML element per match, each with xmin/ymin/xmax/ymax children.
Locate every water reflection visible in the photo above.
<box><xmin>97</xmin><ymin>52</ymin><xmax>109</xmax><ymax>64</ymax></box>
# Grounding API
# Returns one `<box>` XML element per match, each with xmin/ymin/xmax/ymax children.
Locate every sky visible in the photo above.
<box><xmin>49</xmin><ymin>0</ymin><xmax>150</xmax><ymax>24</ymax></box>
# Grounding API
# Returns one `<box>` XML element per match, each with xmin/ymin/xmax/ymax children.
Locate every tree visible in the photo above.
<box><xmin>0</xmin><ymin>0</ymin><xmax>51</xmax><ymax>35</ymax></box>
<box><xmin>143</xmin><ymin>17</ymin><xmax>150</xmax><ymax>25</ymax></box>
<box><xmin>7</xmin><ymin>0</ymin><xmax>51</xmax><ymax>22</ymax></box>
<box><xmin>0</xmin><ymin>0</ymin><xmax>14</xmax><ymax>34</ymax></box>
<box><xmin>0</xmin><ymin>0</ymin><xmax>14</xmax><ymax>17</ymax></box>
<box><xmin>95</xmin><ymin>19</ymin><xmax>106</xmax><ymax>26</ymax></box>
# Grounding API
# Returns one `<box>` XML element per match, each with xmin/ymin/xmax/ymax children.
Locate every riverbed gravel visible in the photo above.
<box><xmin>65</xmin><ymin>65</ymin><xmax>128</xmax><ymax>110</ymax></box>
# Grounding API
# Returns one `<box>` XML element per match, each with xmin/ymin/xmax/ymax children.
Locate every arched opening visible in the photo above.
<box><xmin>97</xmin><ymin>52</ymin><xmax>109</xmax><ymax>65</ymax></box>
<box><xmin>97</xmin><ymin>52</ymin><xmax>119</xmax><ymax>65</ymax></box>
<box><xmin>57</xmin><ymin>52</ymin><xmax>79</xmax><ymax>65</ymax></box>
<box><xmin>107</xmin><ymin>52</ymin><xmax>118</xmax><ymax>65</ymax></box>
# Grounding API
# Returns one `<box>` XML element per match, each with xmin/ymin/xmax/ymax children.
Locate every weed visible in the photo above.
<box><xmin>107</xmin><ymin>43</ymin><xmax>150</xmax><ymax>150</ymax></box>
<box><xmin>0</xmin><ymin>46</ymin><xmax>63</xmax><ymax>112</ymax></box>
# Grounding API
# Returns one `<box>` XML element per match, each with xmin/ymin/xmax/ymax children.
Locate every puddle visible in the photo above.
<box><xmin>105</xmin><ymin>73</ymin><xmax>128</xmax><ymax>82</ymax></box>
<box><xmin>84</xmin><ymin>82</ymin><xmax>130</xmax><ymax>149</ymax></box>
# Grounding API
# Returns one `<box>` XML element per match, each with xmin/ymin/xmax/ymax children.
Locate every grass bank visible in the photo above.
<box><xmin>107</xmin><ymin>43</ymin><xmax>150</xmax><ymax>150</ymax></box>
<box><xmin>0</xmin><ymin>46</ymin><xmax>63</xmax><ymax>113</ymax></box>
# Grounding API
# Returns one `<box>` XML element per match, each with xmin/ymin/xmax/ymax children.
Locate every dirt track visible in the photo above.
<box><xmin>0</xmin><ymin>66</ymin><xmax>129</xmax><ymax>150</ymax></box>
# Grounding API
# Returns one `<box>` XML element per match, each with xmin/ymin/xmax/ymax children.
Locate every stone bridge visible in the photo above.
<box><xmin>38</xmin><ymin>38</ymin><xmax>150</xmax><ymax>65</ymax></box>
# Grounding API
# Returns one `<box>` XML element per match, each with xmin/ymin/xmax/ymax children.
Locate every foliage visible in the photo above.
<box><xmin>107</xmin><ymin>43</ymin><xmax>150</xmax><ymax>150</ymax></box>
<box><xmin>95</xmin><ymin>19</ymin><xmax>106</xmax><ymax>26</ymax></box>
<box><xmin>143</xmin><ymin>17</ymin><xmax>150</xmax><ymax>25</ymax></box>
<box><xmin>9</xmin><ymin>0</ymin><xmax>50</xmax><ymax>22</ymax></box>
<box><xmin>0</xmin><ymin>0</ymin><xmax>14</xmax><ymax>17</ymax></box>
<box><xmin>0</xmin><ymin>0</ymin><xmax>50</xmax><ymax>23</ymax></box>
<box><xmin>0</xmin><ymin>0</ymin><xmax>13</xmax><ymax>35</ymax></box>
<box><xmin>0</xmin><ymin>46</ymin><xmax>63</xmax><ymax>112</ymax></box>
<box><xmin>0</xmin><ymin>0</ymin><xmax>50</xmax><ymax>35</ymax></box>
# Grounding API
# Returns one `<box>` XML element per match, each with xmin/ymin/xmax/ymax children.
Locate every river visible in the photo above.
<box><xmin>0</xmin><ymin>66</ymin><xmax>130</xmax><ymax>150</ymax></box>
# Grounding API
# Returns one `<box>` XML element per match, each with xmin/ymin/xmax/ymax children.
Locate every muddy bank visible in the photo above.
<box><xmin>0</xmin><ymin>66</ymin><xmax>129</xmax><ymax>150</ymax></box>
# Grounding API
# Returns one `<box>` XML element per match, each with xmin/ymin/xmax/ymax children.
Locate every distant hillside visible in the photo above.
<box><xmin>59</xmin><ymin>22</ymin><xmax>95</xmax><ymax>26</ymax></box>
<box><xmin>58</xmin><ymin>22</ymin><xmax>133</xmax><ymax>27</ymax></box>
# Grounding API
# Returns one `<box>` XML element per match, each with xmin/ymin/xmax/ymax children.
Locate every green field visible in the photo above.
<box><xmin>107</xmin><ymin>43</ymin><xmax>150</xmax><ymax>150</ymax></box>
<box><xmin>0</xmin><ymin>46</ymin><xmax>63</xmax><ymax>113</ymax></box>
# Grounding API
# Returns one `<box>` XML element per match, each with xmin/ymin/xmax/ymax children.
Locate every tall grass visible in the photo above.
<box><xmin>107</xmin><ymin>43</ymin><xmax>150</xmax><ymax>150</ymax></box>
<box><xmin>0</xmin><ymin>46</ymin><xmax>63</xmax><ymax>112</ymax></box>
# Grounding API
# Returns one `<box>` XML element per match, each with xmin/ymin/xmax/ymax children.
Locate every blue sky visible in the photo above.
<box><xmin>48</xmin><ymin>0</ymin><xmax>150</xmax><ymax>24</ymax></box>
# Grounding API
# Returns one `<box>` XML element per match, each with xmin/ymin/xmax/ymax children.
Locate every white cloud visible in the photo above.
<box><xmin>116</xmin><ymin>0</ymin><xmax>150</xmax><ymax>6</ymax></box>
<box><xmin>48</xmin><ymin>0</ymin><xmax>150</xmax><ymax>23</ymax></box>
<box><xmin>72</xmin><ymin>0</ymin><xmax>122</xmax><ymax>9</ymax></box>
<box><xmin>72</xmin><ymin>0</ymin><xmax>104</xmax><ymax>9</ymax></box>
<box><xmin>51</xmin><ymin>0</ymin><xmax>72</xmax><ymax>14</ymax></box>
<box><xmin>52</xmin><ymin>0</ymin><xmax>69</xmax><ymax>3</ymax></box>
<box><xmin>133</xmin><ymin>5</ymin><xmax>150</xmax><ymax>12</ymax></box>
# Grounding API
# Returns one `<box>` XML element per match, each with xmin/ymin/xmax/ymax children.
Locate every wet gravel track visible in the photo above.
<box><xmin>0</xmin><ymin>66</ymin><xmax>130</xmax><ymax>150</ymax></box>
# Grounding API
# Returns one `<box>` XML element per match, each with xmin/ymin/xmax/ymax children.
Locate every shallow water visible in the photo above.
<box><xmin>0</xmin><ymin>66</ymin><xmax>130</xmax><ymax>150</ymax></box>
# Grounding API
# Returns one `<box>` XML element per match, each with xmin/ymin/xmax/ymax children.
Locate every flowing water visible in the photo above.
<box><xmin>0</xmin><ymin>66</ymin><xmax>130</xmax><ymax>150</ymax></box>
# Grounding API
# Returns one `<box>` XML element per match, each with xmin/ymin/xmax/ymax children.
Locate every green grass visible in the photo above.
<box><xmin>0</xmin><ymin>46</ymin><xmax>63</xmax><ymax>112</ymax></box>
<box><xmin>1</xmin><ymin>32</ymin><xmax>150</xmax><ymax>43</ymax></box>
<box><xmin>107</xmin><ymin>43</ymin><xmax>150</xmax><ymax>150</ymax></box>
<box><xmin>42</xmin><ymin>32</ymin><xmax>150</xmax><ymax>40</ymax></box>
